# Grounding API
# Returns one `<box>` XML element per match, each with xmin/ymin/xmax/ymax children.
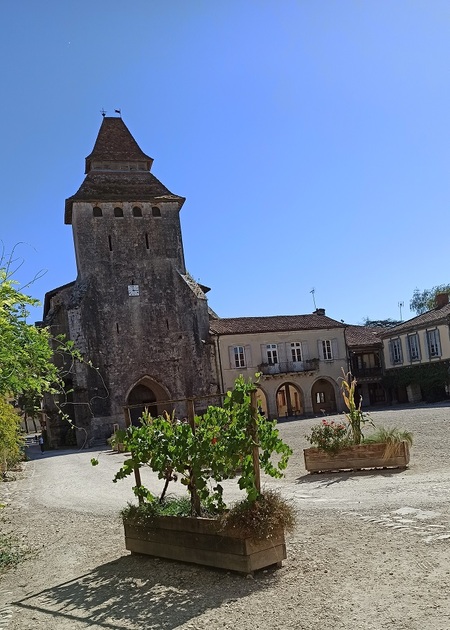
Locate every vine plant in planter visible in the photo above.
<box><xmin>303</xmin><ymin>370</ymin><xmax>413</xmax><ymax>473</ymax></box>
<box><xmin>94</xmin><ymin>376</ymin><xmax>294</xmax><ymax>573</ymax></box>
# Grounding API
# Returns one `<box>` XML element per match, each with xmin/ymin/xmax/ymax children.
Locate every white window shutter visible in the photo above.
<box><xmin>389</xmin><ymin>340</ymin><xmax>394</xmax><ymax>365</ymax></box>
<box><xmin>332</xmin><ymin>338</ymin><xmax>339</xmax><ymax>360</ymax></box>
<box><xmin>260</xmin><ymin>344</ymin><xmax>267</xmax><ymax>363</ymax></box>
<box><xmin>436</xmin><ymin>329</ymin><xmax>442</xmax><ymax>356</ymax></box>
<box><xmin>405</xmin><ymin>337</ymin><xmax>411</xmax><ymax>362</ymax></box>
<box><xmin>228</xmin><ymin>346</ymin><xmax>235</xmax><ymax>369</ymax></box>
<box><xmin>302</xmin><ymin>341</ymin><xmax>310</xmax><ymax>360</ymax></box>
<box><xmin>417</xmin><ymin>335</ymin><xmax>422</xmax><ymax>360</ymax></box>
<box><xmin>245</xmin><ymin>344</ymin><xmax>252</xmax><ymax>367</ymax></box>
<box><xmin>317</xmin><ymin>339</ymin><xmax>324</xmax><ymax>360</ymax></box>
<box><xmin>278</xmin><ymin>343</ymin><xmax>286</xmax><ymax>363</ymax></box>
<box><xmin>285</xmin><ymin>342</ymin><xmax>291</xmax><ymax>362</ymax></box>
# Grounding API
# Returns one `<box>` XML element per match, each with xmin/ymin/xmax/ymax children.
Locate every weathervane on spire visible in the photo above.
<box><xmin>100</xmin><ymin>108</ymin><xmax>106</xmax><ymax>118</ymax></box>
<box><xmin>115</xmin><ymin>108</ymin><xmax>122</xmax><ymax>118</ymax></box>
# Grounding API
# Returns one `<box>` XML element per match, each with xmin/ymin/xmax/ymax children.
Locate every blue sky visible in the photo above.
<box><xmin>2</xmin><ymin>1</ymin><xmax>449</xmax><ymax>325</ymax></box>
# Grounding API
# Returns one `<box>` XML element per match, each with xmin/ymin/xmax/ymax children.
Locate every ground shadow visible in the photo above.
<box><xmin>13</xmin><ymin>553</ymin><xmax>279</xmax><ymax>629</ymax></box>
<box><xmin>296</xmin><ymin>467</ymin><xmax>407</xmax><ymax>486</ymax></box>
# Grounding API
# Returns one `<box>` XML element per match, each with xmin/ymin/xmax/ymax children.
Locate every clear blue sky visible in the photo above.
<box><xmin>2</xmin><ymin>1</ymin><xmax>449</xmax><ymax>325</ymax></box>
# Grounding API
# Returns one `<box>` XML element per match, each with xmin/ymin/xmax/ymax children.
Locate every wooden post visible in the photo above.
<box><xmin>187</xmin><ymin>398</ymin><xmax>201</xmax><ymax>516</ymax></box>
<box><xmin>250</xmin><ymin>389</ymin><xmax>261</xmax><ymax>496</ymax></box>
<box><xmin>124</xmin><ymin>406</ymin><xmax>143</xmax><ymax>504</ymax></box>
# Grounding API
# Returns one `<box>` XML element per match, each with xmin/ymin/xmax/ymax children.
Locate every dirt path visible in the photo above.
<box><xmin>1</xmin><ymin>404</ymin><xmax>450</xmax><ymax>629</ymax></box>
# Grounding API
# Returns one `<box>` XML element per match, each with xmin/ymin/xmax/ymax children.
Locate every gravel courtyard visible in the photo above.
<box><xmin>1</xmin><ymin>403</ymin><xmax>450</xmax><ymax>629</ymax></box>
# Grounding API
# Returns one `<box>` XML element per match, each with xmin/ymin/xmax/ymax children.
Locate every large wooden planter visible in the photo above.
<box><xmin>124</xmin><ymin>515</ymin><xmax>286</xmax><ymax>574</ymax></box>
<box><xmin>304</xmin><ymin>441</ymin><xmax>410</xmax><ymax>474</ymax></box>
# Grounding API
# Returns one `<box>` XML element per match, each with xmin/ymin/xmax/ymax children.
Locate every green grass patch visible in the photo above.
<box><xmin>0</xmin><ymin>534</ymin><xmax>26</xmax><ymax>571</ymax></box>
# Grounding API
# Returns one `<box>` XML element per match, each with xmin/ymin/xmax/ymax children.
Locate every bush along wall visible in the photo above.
<box><xmin>382</xmin><ymin>361</ymin><xmax>450</xmax><ymax>402</ymax></box>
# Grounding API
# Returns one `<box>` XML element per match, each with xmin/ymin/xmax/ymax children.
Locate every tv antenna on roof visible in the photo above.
<box><xmin>310</xmin><ymin>288</ymin><xmax>317</xmax><ymax>310</ymax></box>
<box><xmin>398</xmin><ymin>301</ymin><xmax>404</xmax><ymax>321</ymax></box>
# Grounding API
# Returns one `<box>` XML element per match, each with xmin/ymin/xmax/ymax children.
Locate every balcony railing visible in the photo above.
<box><xmin>352</xmin><ymin>366</ymin><xmax>383</xmax><ymax>378</ymax></box>
<box><xmin>258</xmin><ymin>359</ymin><xmax>319</xmax><ymax>375</ymax></box>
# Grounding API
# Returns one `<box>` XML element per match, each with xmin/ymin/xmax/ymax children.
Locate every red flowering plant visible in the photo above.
<box><xmin>305</xmin><ymin>419</ymin><xmax>350</xmax><ymax>454</ymax></box>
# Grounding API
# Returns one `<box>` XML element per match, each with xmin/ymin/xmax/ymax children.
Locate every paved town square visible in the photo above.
<box><xmin>1</xmin><ymin>403</ymin><xmax>450</xmax><ymax>629</ymax></box>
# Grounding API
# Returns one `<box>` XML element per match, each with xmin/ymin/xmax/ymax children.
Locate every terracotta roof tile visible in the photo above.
<box><xmin>379</xmin><ymin>303</ymin><xmax>450</xmax><ymax>337</ymax></box>
<box><xmin>210</xmin><ymin>314</ymin><xmax>345</xmax><ymax>335</ymax></box>
<box><xmin>346</xmin><ymin>325</ymin><xmax>383</xmax><ymax>348</ymax></box>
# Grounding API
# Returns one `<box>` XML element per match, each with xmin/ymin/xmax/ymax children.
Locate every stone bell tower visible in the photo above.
<box><xmin>44</xmin><ymin>116</ymin><xmax>219</xmax><ymax>445</ymax></box>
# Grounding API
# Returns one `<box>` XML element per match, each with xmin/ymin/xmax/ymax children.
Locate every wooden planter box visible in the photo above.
<box><xmin>123</xmin><ymin>515</ymin><xmax>286</xmax><ymax>574</ymax></box>
<box><xmin>304</xmin><ymin>441</ymin><xmax>410</xmax><ymax>473</ymax></box>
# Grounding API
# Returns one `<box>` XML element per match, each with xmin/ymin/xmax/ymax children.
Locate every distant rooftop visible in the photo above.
<box><xmin>210</xmin><ymin>314</ymin><xmax>345</xmax><ymax>335</ymax></box>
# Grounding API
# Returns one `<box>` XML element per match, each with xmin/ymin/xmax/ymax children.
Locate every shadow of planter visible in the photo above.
<box><xmin>123</xmin><ymin>515</ymin><xmax>286</xmax><ymax>575</ymax></box>
<box><xmin>304</xmin><ymin>441</ymin><xmax>410</xmax><ymax>474</ymax></box>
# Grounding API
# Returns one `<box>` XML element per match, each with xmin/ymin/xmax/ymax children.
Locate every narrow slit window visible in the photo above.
<box><xmin>108</xmin><ymin>235</ymin><xmax>112</xmax><ymax>251</ymax></box>
<box><xmin>145</xmin><ymin>233</ymin><xmax>149</xmax><ymax>249</ymax></box>
<box><xmin>133</xmin><ymin>206</ymin><xmax>142</xmax><ymax>217</ymax></box>
<box><xmin>114</xmin><ymin>207</ymin><xmax>124</xmax><ymax>217</ymax></box>
<box><xmin>116</xmin><ymin>323</ymin><xmax>120</xmax><ymax>334</ymax></box>
<box><xmin>152</xmin><ymin>206</ymin><xmax>161</xmax><ymax>217</ymax></box>
<box><xmin>93</xmin><ymin>206</ymin><xmax>102</xmax><ymax>217</ymax></box>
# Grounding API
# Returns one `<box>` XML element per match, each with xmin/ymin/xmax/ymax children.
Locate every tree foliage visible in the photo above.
<box><xmin>0</xmin><ymin>268</ymin><xmax>60</xmax><ymax>399</ymax></box>
<box><xmin>109</xmin><ymin>376</ymin><xmax>292</xmax><ymax>516</ymax></box>
<box><xmin>410</xmin><ymin>284</ymin><xmax>450</xmax><ymax>315</ymax></box>
<box><xmin>0</xmin><ymin>397</ymin><xmax>23</xmax><ymax>474</ymax></box>
<box><xmin>363</xmin><ymin>318</ymin><xmax>401</xmax><ymax>328</ymax></box>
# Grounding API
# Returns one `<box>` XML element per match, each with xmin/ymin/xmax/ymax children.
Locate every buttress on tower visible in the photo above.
<box><xmin>43</xmin><ymin>117</ymin><xmax>219</xmax><ymax>447</ymax></box>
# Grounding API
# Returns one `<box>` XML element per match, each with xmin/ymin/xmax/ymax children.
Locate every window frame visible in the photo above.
<box><xmin>290</xmin><ymin>342</ymin><xmax>303</xmax><ymax>363</ymax></box>
<box><xmin>233</xmin><ymin>345</ymin><xmax>246</xmax><ymax>369</ymax></box>
<box><xmin>407</xmin><ymin>334</ymin><xmax>420</xmax><ymax>361</ymax></box>
<box><xmin>266</xmin><ymin>344</ymin><xmax>278</xmax><ymax>365</ymax></box>
<box><xmin>322</xmin><ymin>339</ymin><xmax>333</xmax><ymax>361</ymax></box>
<box><xmin>427</xmin><ymin>329</ymin><xmax>441</xmax><ymax>358</ymax></box>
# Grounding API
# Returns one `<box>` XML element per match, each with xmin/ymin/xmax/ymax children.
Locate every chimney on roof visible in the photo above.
<box><xmin>435</xmin><ymin>293</ymin><xmax>449</xmax><ymax>309</ymax></box>
<box><xmin>315</xmin><ymin>308</ymin><xmax>326</xmax><ymax>316</ymax></box>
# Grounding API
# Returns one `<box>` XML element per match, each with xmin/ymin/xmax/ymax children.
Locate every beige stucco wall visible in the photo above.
<box><xmin>383</xmin><ymin>322</ymin><xmax>450</xmax><ymax>370</ymax></box>
<box><xmin>216</xmin><ymin>327</ymin><xmax>348</xmax><ymax>418</ymax></box>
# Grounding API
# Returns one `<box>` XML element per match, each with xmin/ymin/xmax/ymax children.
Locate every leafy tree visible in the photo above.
<box><xmin>0</xmin><ymin>268</ymin><xmax>60</xmax><ymax>400</ymax></box>
<box><xmin>0</xmin><ymin>254</ymin><xmax>82</xmax><ymax>463</ymax></box>
<box><xmin>0</xmin><ymin>397</ymin><xmax>23</xmax><ymax>474</ymax></box>
<box><xmin>410</xmin><ymin>285</ymin><xmax>450</xmax><ymax>315</ymax></box>
<box><xmin>362</xmin><ymin>318</ymin><xmax>401</xmax><ymax>328</ymax></box>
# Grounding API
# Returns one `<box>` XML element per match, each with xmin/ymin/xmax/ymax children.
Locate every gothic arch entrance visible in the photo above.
<box><xmin>126</xmin><ymin>377</ymin><xmax>171</xmax><ymax>426</ymax></box>
<box><xmin>311</xmin><ymin>378</ymin><xmax>337</xmax><ymax>415</ymax></box>
<box><xmin>276</xmin><ymin>382</ymin><xmax>304</xmax><ymax>418</ymax></box>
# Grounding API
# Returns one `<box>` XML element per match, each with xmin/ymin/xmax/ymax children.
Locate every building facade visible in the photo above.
<box><xmin>44</xmin><ymin>117</ymin><xmax>220</xmax><ymax>446</ymax></box>
<box><xmin>210</xmin><ymin>311</ymin><xmax>348</xmax><ymax>418</ymax></box>
<box><xmin>380</xmin><ymin>293</ymin><xmax>450</xmax><ymax>403</ymax></box>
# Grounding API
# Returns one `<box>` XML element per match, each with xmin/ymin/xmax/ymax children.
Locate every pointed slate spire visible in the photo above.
<box><xmin>64</xmin><ymin>117</ymin><xmax>184</xmax><ymax>224</ymax></box>
<box><xmin>84</xmin><ymin>117</ymin><xmax>153</xmax><ymax>173</ymax></box>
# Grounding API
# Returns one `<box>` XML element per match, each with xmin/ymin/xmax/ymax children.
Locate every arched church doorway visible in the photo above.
<box><xmin>126</xmin><ymin>378</ymin><xmax>171</xmax><ymax>426</ymax></box>
<box><xmin>311</xmin><ymin>379</ymin><xmax>337</xmax><ymax>415</ymax></box>
<box><xmin>276</xmin><ymin>382</ymin><xmax>304</xmax><ymax>418</ymax></box>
